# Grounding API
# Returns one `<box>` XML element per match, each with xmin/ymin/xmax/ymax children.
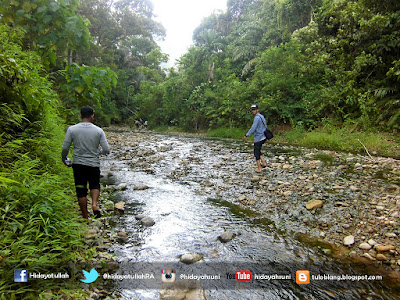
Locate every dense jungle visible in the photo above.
<box><xmin>1</xmin><ymin>0</ymin><xmax>400</xmax><ymax>298</ymax></box>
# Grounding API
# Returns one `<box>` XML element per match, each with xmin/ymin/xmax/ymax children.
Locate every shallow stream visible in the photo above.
<box><xmin>101</xmin><ymin>131</ymin><xmax>400</xmax><ymax>299</ymax></box>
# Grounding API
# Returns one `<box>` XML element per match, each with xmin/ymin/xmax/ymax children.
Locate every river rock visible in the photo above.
<box><xmin>376</xmin><ymin>253</ymin><xmax>388</xmax><ymax>261</ymax></box>
<box><xmin>134</xmin><ymin>185</ymin><xmax>150</xmax><ymax>190</ymax></box>
<box><xmin>160</xmin><ymin>280</ymin><xmax>206</xmax><ymax>300</ymax></box>
<box><xmin>115</xmin><ymin>201</ymin><xmax>125</xmax><ymax>211</ymax></box>
<box><xmin>306</xmin><ymin>199</ymin><xmax>323</xmax><ymax>210</ymax></box>
<box><xmin>376</xmin><ymin>245</ymin><xmax>396</xmax><ymax>253</ymax></box>
<box><xmin>140</xmin><ymin>216</ymin><xmax>155</xmax><ymax>227</ymax></box>
<box><xmin>180</xmin><ymin>253</ymin><xmax>203</xmax><ymax>264</ymax></box>
<box><xmin>385</xmin><ymin>232</ymin><xmax>397</xmax><ymax>238</ymax></box>
<box><xmin>359</xmin><ymin>242</ymin><xmax>372</xmax><ymax>250</ymax></box>
<box><xmin>344</xmin><ymin>235</ymin><xmax>355</xmax><ymax>246</ymax></box>
<box><xmin>115</xmin><ymin>183</ymin><xmax>128</xmax><ymax>191</ymax></box>
<box><xmin>135</xmin><ymin>214</ymin><xmax>146</xmax><ymax>220</ymax></box>
<box><xmin>363</xmin><ymin>253</ymin><xmax>376</xmax><ymax>261</ymax></box>
<box><xmin>218</xmin><ymin>231</ymin><xmax>235</xmax><ymax>243</ymax></box>
<box><xmin>117</xmin><ymin>231</ymin><xmax>128</xmax><ymax>242</ymax></box>
<box><xmin>85</xmin><ymin>229</ymin><xmax>97</xmax><ymax>240</ymax></box>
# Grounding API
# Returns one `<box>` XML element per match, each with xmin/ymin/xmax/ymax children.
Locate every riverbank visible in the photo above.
<box><xmin>153</xmin><ymin>125</ymin><xmax>400</xmax><ymax>159</ymax></box>
<box><xmin>105</xmin><ymin>127</ymin><xmax>400</xmax><ymax>285</ymax></box>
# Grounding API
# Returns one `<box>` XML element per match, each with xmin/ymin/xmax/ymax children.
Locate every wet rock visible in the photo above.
<box><xmin>89</xmin><ymin>292</ymin><xmax>100</xmax><ymax>300</ymax></box>
<box><xmin>344</xmin><ymin>235</ymin><xmax>355</xmax><ymax>246</ymax></box>
<box><xmin>368</xmin><ymin>239</ymin><xmax>377</xmax><ymax>246</ymax></box>
<box><xmin>306</xmin><ymin>199</ymin><xmax>323</xmax><ymax>210</ymax></box>
<box><xmin>140</xmin><ymin>216</ymin><xmax>155</xmax><ymax>227</ymax></box>
<box><xmin>218</xmin><ymin>231</ymin><xmax>236</xmax><ymax>243</ymax></box>
<box><xmin>135</xmin><ymin>214</ymin><xmax>146</xmax><ymax>220</ymax></box>
<box><xmin>160</xmin><ymin>280</ymin><xmax>206</xmax><ymax>300</ymax></box>
<box><xmin>385</xmin><ymin>232</ymin><xmax>397</xmax><ymax>238</ymax></box>
<box><xmin>377</xmin><ymin>253</ymin><xmax>388</xmax><ymax>261</ymax></box>
<box><xmin>85</xmin><ymin>229</ymin><xmax>97</xmax><ymax>240</ymax></box>
<box><xmin>209</xmin><ymin>250</ymin><xmax>219</xmax><ymax>258</ymax></box>
<box><xmin>359</xmin><ymin>243</ymin><xmax>372</xmax><ymax>250</ymax></box>
<box><xmin>335</xmin><ymin>201</ymin><xmax>350</xmax><ymax>207</ymax></box>
<box><xmin>376</xmin><ymin>245</ymin><xmax>396</xmax><ymax>253</ymax></box>
<box><xmin>180</xmin><ymin>253</ymin><xmax>203</xmax><ymax>264</ymax></box>
<box><xmin>386</xmin><ymin>184</ymin><xmax>399</xmax><ymax>193</ymax></box>
<box><xmin>363</xmin><ymin>253</ymin><xmax>376</xmax><ymax>261</ymax></box>
<box><xmin>115</xmin><ymin>201</ymin><xmax>125</xmax><ymax>211</ymax></box>
<box><xmin>115</xmin><ymin>183</ymin><xmax>128</xmax><ymax>191</ymax></box>
<box><xmin>134</xmin><ymin>185</ymin><xmax>150</xmax><ymax>190</ymax></box>
<box><xmin>117</xmin><ymin>231</ymin><xmax>128</xmax><ymax>242</ymax></box>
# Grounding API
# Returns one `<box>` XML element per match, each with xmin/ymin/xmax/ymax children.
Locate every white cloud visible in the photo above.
<box><xmin>151</xmin><ymin>0</ymin><xmax>227</xmax><ymax>68</ymax></box>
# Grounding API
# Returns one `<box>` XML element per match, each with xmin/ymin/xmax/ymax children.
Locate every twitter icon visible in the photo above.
<box><xmin>80</xmin><ymin>268</ymin><xmax>99</xmax><ymax>283</ymax></box>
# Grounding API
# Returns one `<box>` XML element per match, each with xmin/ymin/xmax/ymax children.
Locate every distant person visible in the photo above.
<box><xmin>61</xmin><ymin>106</ymin><xmax>110</xmax><ymax>219</ymax></box>
<box><xmin>134</xmin><ymin>120</ymin><xmax>140</xmax><ymax>129</ymax></box>
<box><xmin>243</xmin><ymin>104</ymin><xmax>268</xmax><ymax>173</ymax></box>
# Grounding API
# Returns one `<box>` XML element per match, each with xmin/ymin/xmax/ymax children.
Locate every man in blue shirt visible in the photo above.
<box><xmin>243</xmin><ymin>104</ymin><xmax>268</xmax><ymax>172</ymax></box>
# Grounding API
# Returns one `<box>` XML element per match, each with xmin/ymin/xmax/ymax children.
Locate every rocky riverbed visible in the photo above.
<box><xmin>100</xmin><ymin>128</ymin><xmax>400</xmax><ymax>277</ymax></box>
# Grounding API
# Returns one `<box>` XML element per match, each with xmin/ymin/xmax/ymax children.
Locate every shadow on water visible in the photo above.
<box><xmin>102</xmin><ymin>132</ymin><xmax>400</xmax><ymax>300</ymax></box>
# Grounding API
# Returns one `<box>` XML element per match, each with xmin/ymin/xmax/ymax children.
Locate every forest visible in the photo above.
<box><xmin>0</xmin><ymin>0</ymin><xmax>400</xmax><ymax>297</ymax></box>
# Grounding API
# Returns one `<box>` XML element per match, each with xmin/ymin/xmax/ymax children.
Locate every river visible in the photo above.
<box><xmin>100</xmin><ymin>129</ymin><xmax>400</xmax><ymax>299</ymax></box>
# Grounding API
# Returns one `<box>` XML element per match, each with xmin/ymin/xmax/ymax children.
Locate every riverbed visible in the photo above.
<box><xmin>99</xmin><ymin>128</ymin><xmax>400</xmax><ymax>299</ymax></box>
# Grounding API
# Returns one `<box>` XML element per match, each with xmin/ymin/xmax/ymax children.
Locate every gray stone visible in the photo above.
<box><xmin>115</xmin><ymin>183</ymin><xmax>128</xmax><ymax>191</ymax></box>
<box><xmin>141</xmin><ymin>216</ymin><xmax>155</xmax><ymax>227</ymax></box>
<box><xmin>180</xmin><ymin>253</ymin><xmax>203</xmax><ymax>264</ymax></box>
<box><xmin>359</xmin><ymin>242</ymin><xmax>372</xmax><ymax>250</ymax></box>
<box><xmin>85</xmin><ymin>229</ymin><xmax>97</xmax><ymax>240</ymax></box>
<box><xmin>218</xmin><ymin>231</ymin><xmax>235</xmax><ymax>243</ymax></box>
<box><xmin>160</xmin><ymin>280</ymin><xmax>206</xmax><ymax>300</ymax></box>
<box><xmin>117</xmin><ymin>231</ymin><xmax>128</xmax><ymax>242</ymax></box>
<box><xmin>134</xmin><ymin>185</ymin><xmax>150</xmax><ymax>190</ymax></box>
<box><xmin>344</xmin><ymin>235</ymin><xmax>355</xmax><ymax>246</ymax></box>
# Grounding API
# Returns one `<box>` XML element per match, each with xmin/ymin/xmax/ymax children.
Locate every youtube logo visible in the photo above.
<box><xmin>236</xmin><ymin>270</ymin><xmax>251</xmax><ymax>281</ymax></box>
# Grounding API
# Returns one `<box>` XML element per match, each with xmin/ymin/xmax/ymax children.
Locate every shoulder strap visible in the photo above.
<box><xmin>258</xmin><ymin>115</ymin><xmax>267</xmax><ymax>128</ymax></box>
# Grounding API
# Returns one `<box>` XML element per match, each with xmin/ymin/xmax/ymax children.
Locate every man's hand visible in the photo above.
<box><xmin>243</xmin><ymin>136</ymin><xmax>247</xmax><ymax>141</ymax></box>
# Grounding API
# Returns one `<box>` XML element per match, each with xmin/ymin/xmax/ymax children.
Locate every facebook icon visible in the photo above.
<box><xmin>14</xmin><ymin>269</ymin><xmax>28</xmax><ymax>282</ymax></box>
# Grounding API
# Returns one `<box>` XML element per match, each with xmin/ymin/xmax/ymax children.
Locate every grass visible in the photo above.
<box><xmin>279</xmin><ymin>126</ymin><xmax>400</xmax><ymax>158</ymax></box>
<box><xmin>207</xmin><ymin>127</ymin><xmax>247</xmax><ymax>139</ymax></box>
<box><xmin>156</xmin><ymin>124</ymin><xmax>400</xmax><ymax>159</ymax></box>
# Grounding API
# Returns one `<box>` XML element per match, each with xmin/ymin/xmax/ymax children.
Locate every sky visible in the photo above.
<box><xmin>151</xmin><ymin>0</ymin><xmax>227</xmax><ymax>68</ymax></box>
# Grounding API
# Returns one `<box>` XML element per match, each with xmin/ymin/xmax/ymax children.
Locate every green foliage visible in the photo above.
<box><xmin>132</xmin><ymin>0</ymin><xmax>400</xmax><ymax>135</ymax></box>
<box><xmin>58</xmin><ymin>63</ymin><xmax>117</xmax><ymax>112</ymax></box>
<box><xmin>0</xmin><ymin>24</ymin><xmax>87</xmax><ymax>298</ymax></box>
<box><xmin>0</xmin><ymin>0</ymin><xmax>90</xmax><ymax>68</ymax></box>
<box><xmin>207</xmin><ymin>127</ymin><xmax>247</xmax><ymax>139</ymax></box>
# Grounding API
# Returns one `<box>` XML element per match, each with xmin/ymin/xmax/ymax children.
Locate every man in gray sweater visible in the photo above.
<box><xmin>61</xmin><ymin>106</ymin><xmax>110</xmax><ymax>219</ymax></box>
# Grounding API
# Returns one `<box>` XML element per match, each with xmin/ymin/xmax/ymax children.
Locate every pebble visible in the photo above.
<box><xmin>376</xmin><ymin>254</ymin><xmax>388</xmax><ymax>261</ymax></box>
<box><xmin>359</xmin><ymin>242</ymin><xmax>372</xmax><ymax>250</ymax></box>
<box><xmin>363</xmin><ymin>253</ymin><xmax>376</xmax><ymax>261</ymax></box>
<box><xmin>376</xmin><ymin>245</ymin><xmax>396</xmax><ymax>253</ymax></box>
<box><xmin>344</xmin><ymin>235</ymin><xmax>355</xmax><ymax>246</ymax></box>
<box><xmin>115</xmin><ymin>183</ymin><xmax>128</xmax><ymax>191</ymax></box>
<box><xmin>180</xmin><ymin>253</ymin><xmax>203</xmax><ymax>264</ymax></box>
<box><xmin>306</xmin><ymin>199</ymin><xmax>323</xmax><ymax>210</ymax></box>
<box><xmin>218</xmin><ymin>231</ymin><xmax>235</xmax><ymax>243</ymax></box>
<box><xmin>140</xmin><ymin>216</ymin><xmax>155</xmax><ymax>227</ymax></box>
<box><xmin>115</xmin><ymin>201</ymin><xmax>125</xmax><ymax>211</ymax></box>
<box><xmin>134</xmin><ymin>185</ymin><xmax>149</xmax><ymax>190</ymax></box>
<box><xmin>385</xmin><ymin>233</ymin><xmax>397</xmax><ymax>238</ymax></box>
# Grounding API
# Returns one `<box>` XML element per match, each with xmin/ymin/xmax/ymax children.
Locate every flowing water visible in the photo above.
<box><xmin>101</xmin><ymin>131</ymin><xmax>400</xmax><ymax>299</ymax></box>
